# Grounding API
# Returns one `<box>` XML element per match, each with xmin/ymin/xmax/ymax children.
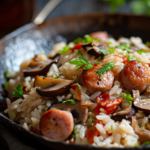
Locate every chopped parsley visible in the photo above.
<box><xmin>107</xmin><ymin>41</ymin><xmax>112</xmax><ymax>45</ymax></box>
<box><xmin>117</xmin><ymin>44</ymin><xmax>131</xmax><ymax>51</ymax></box>
<box><xmin>136</xmin><ymin>50</ymin><xmax>149</xmax><ymax>55</ymax></box>
<box><xmin>111</xmin><ymin>125</ymin><xmax>113</xmax><ymax>131</ymax></box>
<box><xmin>146</xmin><ymin>41</ymin><xmax>150</xmax><ymax>47</ymax></box>
<box><xmin>54</xmin><ymin>74</ymin><xmax>59</xmax><ymax>79</ymax></box>
<box><xmin>4</xmin><ymin>70</ymin><xmax>9</xmax><ymax>79</ymax></box>
<box><xmin>9</xmin><ymin>112</ymin><xmax>14</xmax><ymax>119</ymax></box>
<box><xmin>94</xmin><ymin>57</ymin><xmax>101</xmax><ymax>63</ymax></box>
<box><xmin>76</xmin><ymin>83</ymin><xmax>81</xmax><ymax>89</ymax></box>
<box><xmin>13</xmin><ymin>83</ymin><xmax>23</xmax><ymax>98</ymax></box>
<box><xmin>69</xmin><ymin>55</ymin><xmax>93</xmax><ymax>70</ymax></box>
<box><xmin>90</xmin><ymin>117</ymin><xmax>94</xmax><ymax>123</ymax></box>
<box><xmin>71</xmin><ymin>126</ymin><xmax>77</xmax><ymax>140</ymax></box>
<box><xmin>122</xmin><ymin>93</ymin><xmax>134</xmax><ymax>105</ymax></box>
<box><xmin>96</xmin><ymin>62</ymin><xmax>115</xmax><ymax>77</ymax></box>
<box><xmin>142</xmin><ymin>141</ymin><xmax>150</xmax><ymax>146</ymax></box>
<box><xmin>73</xmin><ymin>35</ymin><xmax>100</xmax><ymax>44</ymax></box>
<box><xmin>100</xmin><ymin>49</ymin><xmax>110</xmax><ymax>55</ymax></box>
<box><xmin>84</xmin><ymin>35</ymin><xmax>100</xmax><ymax>43</ymax></box>
<box><xmin>4</xmin><ymin>81</ymin><xmax>9</xmax><ymax>87</ymax></box>
<box><xmin>136</xmin><ymin>125</ymin><xmax>139</xmax><ymax>129</ymax></box>
<box><xmin>73</xmin><ymin>37</ymin><xmax>84</xmax><ymax>44</ymax></box>
<box><xmin>59</xmin><ymin>46</ymin><xmax>70</xmax><ymax>54</ymax></box>
<box><xmin>141</xmin><ymin>126</ymin><xmax>145</xmax><ymax>129</ymax></box>
<box><xmin>109</xmin><ymin>47</ymin><xmax>115</xmax><ymax>54</ymax></box>
<box><xmin>134</xmin><ymin>143</ymin><xmax>139</xmax><ymax>147</ymax></box>
<box><xmin>77</xmin><ymin>50</ymin><xmax>81</xmax><ymax>55</ymax></box>
<box><xmin>62</xmin><ymin>99</ymin><xmax>75</xmax><ymax>105</ymax></box>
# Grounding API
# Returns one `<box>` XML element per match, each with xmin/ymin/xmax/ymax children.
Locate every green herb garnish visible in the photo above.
<box><xmin>4</xmin><ymin>81</ymin><xmax>9</xmax><ymax>87</ymax></box>
<box><xmin>59</xmin><ymin>46</ymin><xmax>70</xmax><ymax>54</ymax></box>
<box><xmin>117</xmin><ymin>44</ymin><xmax>131</xmax><ymax>51</ymax></box>
<box><xmin>54</xmin><ymin>74</ymin><xmax>59</xmax><ymax>79</ymax></box>
<box><xmin>62</xmin><ymin>99</ymin><xmax>75</xmax><ymax>105</ymax></box>
<box><xmin>107</xmin><ymin>41</ymin><xmax>112</xmax><ymax>45</ymax></box>
<box><xmin>142</xmin><ymin>126</ymin><xmax>145</xmax><ymax>129</ymax></box>
<box><xmin>134</xmin><ymin>143</ymin><xmax>139</xmax><ymax>147</ymax></box>
<box><xmin>4</xmin><ymin>70</ymin><xmax>9</xmax><ymax>79</ymax></box>
<box><xmin>90</xmin><ymin>117</ymin><xmax>94</xmax><ymax>123</ymax></box>
<box><xmin>77</xmin><ymin>50</ymin><xmax>81</xmax><ymax>55</ymax></box>
<box><xmin>71</xmin><ymin>126</ymin><xmax>77</xmax><ymax>140</ymax></box>
<box><xmin>96</xmin><ymin>62</ymin><xmax>115</xmax><ymax>77</ymax></box>
<box><xmin>100</xmin><ymin>49</ymin><xmax>110</xmax><ymax>55</ymax></box>
<box><xmin>111</xmin><ymin>125</ymin><xmax>113</xmax><ymax>131</ymax></box>
<box><xmin>136</xmin><ymin>50</ymin><xmax>149</xmax><ymax>55</ymax></box>
<box><xmin>84</xmin><ymin>35</ymin><xmax>100</xmax><ymax>43</ymax></box>
<box><xmin>142</xmin><ymin>141</ymin><xmax>150</xmax><ymax>146</ymax></box>
<box><xmin>94</xmin><ymin>57</ymin><xmax>101</xmax><ymax>63</ymax></box>
<box><xmin>136</xmin><ymin>125</ymin><xmax>139</xmax><ymax>129</ymax></box>
<box><xmin>146</xmin><ymin>41</ymin><xmax>150</xmax><ymax>47</ymax></box>
<box><xmin>123</xmin><ymin>93</ymin><xmax>134</xmax><ymax>105</ymax></box>
<box><xmin>13</xmin><ymin>83</ymin><xmax>23</xmax><ymax>98</ymax></box>
<box><xmin>69</xmin><ymin>55</ymin><xmax>93</xmax><ymax>70</ymax></box>
<box><xmin>76</xmin><ymin>83</ymin><xmax>81</xmax><ymax>89</ymax></box>
<box><xmin>9</xmin><ymin>112</ymin><xmax>14</xmax><ymax>119</ymax></box>
<box><xmin>109</xmin><ymin>47</ymin><xmax>115</xmax><ymax>54</ymax></box>
<box><xmin>73</xmin><ymin>37</ymin><xmax>84</xmax><ymax>44</ymax></box>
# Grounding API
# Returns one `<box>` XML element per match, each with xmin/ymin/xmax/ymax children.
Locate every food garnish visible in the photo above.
<box><xmin>136</xmin><ymin>50</ymin><xmax>149</xmax><ymax>55</ymax></box>
<box><xmin>62</xmin><ymin>99</ymin><xmax>75</xmax><ymax>105</ymax></box>
<box><xmin>95</xmin><ymin>62</ymin><xmax>115</xmax><ymax>77</ymax></box>
<box><xmin>94</xmin><ymin>57</ymin><xmax>101</xmax><ymax>63</ymax></box>
<box><xmin>4</xmin><ymin>81</ymin><xmax>9</xmax><ymax>87</ymax></box>
<box><xmin>117</xmin><ymin>44</ymin><xmax>131</xmax><ymax>51</ymax></box>
<box><xmin>90</xmin><ymin>116</ymin><xmax>94</xmax><ymax>123</ymax></box>
<box><xmin>123</xmin><ymin>93</ymin><xmax>134</xmax><ymax>105</ymax></box>
<box><xmin>111</xmin><ymin>125</ymin><xmax>113</xmax><ymax>131</ymax></box>
<box><xmin>59</xmin><ymin>45</ymin><xmax>70</xmax><ymax>54</ymax></box>
<box><xmin>142</xmin><ymin>141</ymin><xmax>150</xmax><ymax>146</ymax></box>
<box><xmin>69</xmin><ymin>55</ymin><xmax>93</xmax><ymax>70</ymax></box>
<box><xmin>71</xmin><ymin>126</ymin><xmax>77</xmax><ymax>140</ymax></box>
<box><xmin>100</xmin><ymin>49</ymin><xmax>110</xmax><ymax>55</ymax></box>
<box><xmin>109</xmin><ymin>47</ymin><xmax>115</xmax><ymax>54</ymax></box>
<box><xmin>13</xmin><ymin>84</ymin><xmax>23</xmax><ymax>98</ymax></box>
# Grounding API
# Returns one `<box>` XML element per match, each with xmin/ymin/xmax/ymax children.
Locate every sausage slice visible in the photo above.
<box><xmin>120</xmin><ymin>60</ymin><xmax>150</xmax><ymax>93</ymax></box>
<box><xmin>39</xmin><ymin>109</ymin><xmax>74</xmax><ymax>141</ymax></box>
<box><xmin>80</xmin><ymin>63</ymin><xmax>114</xmax><ymax>94</ymax></box>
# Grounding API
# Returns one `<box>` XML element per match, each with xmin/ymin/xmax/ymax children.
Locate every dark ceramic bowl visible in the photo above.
<box><xmin>0</xmin><ymin>13</ymin><xmax>150</xmax><ymax>150</ymax></box>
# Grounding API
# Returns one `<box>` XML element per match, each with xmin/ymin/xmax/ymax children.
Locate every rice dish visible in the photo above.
<box><xmin>3</xmin><ymin>31</ymin><xmax>150</xmax><ymax>148</ymax></box>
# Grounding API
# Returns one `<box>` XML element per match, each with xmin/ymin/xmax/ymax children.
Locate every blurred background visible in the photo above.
<box><xmin>0</xmin><ymin>0</ymin><xmax>150</xmax><ymax>39</ymax></box>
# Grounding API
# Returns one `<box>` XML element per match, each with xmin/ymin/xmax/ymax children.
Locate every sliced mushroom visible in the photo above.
<box><xmin>82</xmin><ymin>42</ymin><xmax>109</xmax><ymax>57</ymax></box>
<box><xmin>133</xmin><ymin>90</ymin><xmax>150</xmax><ymax>115</ymax></box>
<box><xmin>112</xmin><ymin>99</ymin><xmax>135</xmax><ymax>121</ymax></box>
<box><xmin>34</xmin><ymin>75</ymin><xmax>74</xmax><ymax>97</ymax></box>
<box><xmin>23</xmin><ymin>56</ymin><xmax>60</xmax><ymax>77</ymax></box>
<box><xmin>50</xmin><ymin>101</ymin><xmax>88</xmax><ymax>123</ymax></box>
<box><xmin>132</xmin><ymin>116</ymin><xmax>150</xmax><ymax>143</ymax></box>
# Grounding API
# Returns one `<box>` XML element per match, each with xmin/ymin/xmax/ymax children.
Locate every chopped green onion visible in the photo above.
<box><xmin>76</xmin><ymin>83</ymin><xmax>81</xmax><ymax>89</ymax></box>
<box><xmin>62</xmin><ymin>99</ymin><xmax>75</xmax><ymax>105</ymax></box>
<box><xmin>111</xmin><ymin>125</ymin><xmax>113</xmax><ymax>131</ymax></box>
<box><xmin>59</xmin><ymin>46</ymin><xmax>70</xmax><ymax>54</ymax></box>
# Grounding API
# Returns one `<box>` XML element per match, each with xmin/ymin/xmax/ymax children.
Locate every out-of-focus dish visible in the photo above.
<box><xmin>3</xmin><ymin>30</ymin><xmax>150</xmax><ymax>148</ymax></box>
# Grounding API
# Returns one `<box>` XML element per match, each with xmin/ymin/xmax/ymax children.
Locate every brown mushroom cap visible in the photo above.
<box><xmin>23</xmin><ymin>56</ymin><xmax>60</xmax><ymax>77</ymax></box>
<box><xmin>34</xmin><ymin>75</ymin><xmax>74</xmax><ymax>97</ymax></box>
<box><xmin>133</xmin><ymin>90</ymin><xmax>150</xmax><ymax>115</ymax></box>
<box><xmin>131</xmin><ymin>116</ymin><xmax>150</xmax><ymax>143</ymax></box>
<box><xmin>82</xmin><ymin>42</ymin><xmax>109</xmax><ymax>58</ymax></box>
<box><xmin>50</xmin><ymin>101</ymin><xmax>88</xmax><ymax>123</ymax></box>
<box><xmin>112</xmin><ymin>99</ymin><xmax>135</xmax><ymax>121</ymax></box>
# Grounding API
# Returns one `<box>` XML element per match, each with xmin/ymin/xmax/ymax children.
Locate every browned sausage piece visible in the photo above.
<box><xmin>80</xmin><ymin>63</ymin><xmax>114</xmax><ymax>94</ymax></box>
<box><xmin>39</xmin><ymin>109</ymin><xmax>74</xmax><ymax>141</ymax></box>
<box><xmin>120</xmin><ymin>60</ymin><xmax>150</xmax><ymax>93</ymax></box>
<box><xmin>90</xmin><ymin>31</ymin><xmax>109</xmax><ymax>41</ymax></box>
